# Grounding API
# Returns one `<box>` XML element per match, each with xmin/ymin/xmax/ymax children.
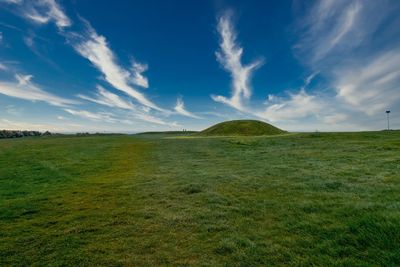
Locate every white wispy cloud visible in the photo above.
<box><xmin>2</xmin><ymin>0</ymin><xmax>179</xmax><ymax>130</ymax></box>
<box><xmin>295</xmin><ymin>0</ymin><xmax>363</xmax><ymax>64</ymax></box>
<box><xmin>0</xmin><ymin>62</ymin><xmax>7</xmax><ymax>71</ymax></box>
<box><xmin>76</xmin><ymin>85</ymin><xmax>178</xmax><ymax>126</ymax></box>
<box><xmin>294</xmin><ymin>0</ymin><xmax>400</xmax><ymax>119</ymax></box>
<box><xmin>77</xmin><ymin>85</ymin><xmax>136</xmax><ymax>110</ymax></box>
<box><xmin>197</xmin><ymin>111</ymin><xmax>228</xmax><ymax>118</ymax></box>
<box><xmin>4</xmin><ymin>104</ymin><xmax>23</xmax><ymax>116</ymax></box>
<box><xmin>134</xmin><ymin>112</ymin><xmax>178</xmax><ymax>126</ymax></box>
<box><xmin>323</xmin><ymin>113</ymin><xmax>348</xmax><ymax>124</ymax></box>
<box><xmin>174</xmin><ymin>97</ymin><xmax>202</xmax><ymax>119</ymax></box>
<box><xmin>131</xmin><ymin>61</ymin><xmax>149</xmax><ymax>88</ymax></box>
<box><xmin>279</xmin><ymin>0</ymin><xmax>400</xmax><ymax>131</ymax></box>
<box><xmin>20</xmin><ymin>0</ymin><xmax>71</xmax><ymax>30</ymax></box>
<box><xmin>257</xmin><ymin>89</ymin><xmax>323</xmax><ymax>122</ymax></box>
<box><xmin>0</xmin><ymin>73</ymin><xmax>77</xmax><ymax>107</ymax></box>
<box><xmin>23</xmin><ymin>34</ymin><xmax>34</xmax><ymax>48</ymax></box>
<box><xmin>64</xmin><ymin>107</ymin><xmax>178</xmax><ymax>127</ymax></box>
<box><xmin>71</xmin><ymin>23</ymin><xmax>164</xmax><ymax>112</ymax></box>
<box><xmin>64</xmin><ymin>108</ymin><xmax>119</xmax><ymax>123</ymax></box>
<box><xmin>1</xmin><ymin>0</ymin><xmax>22</xmax><ymax>4</ymax></box>
<box><xmin>294</xmin><ymin>0</ymin><xmax>399</xmax><ymax>69</ymax></box>
<box><xmin>334</xmin><ymin>49</ymin><xmax>400</xmax><ymax>115</ymax></box>
<box><xmin>211</xmin><ymin>12</ymin><xmax>263</xmax><ymax>111</ymax></box>
<box><xmin>211</xmin><ymin>12</ymin><xmax>327</xmax><ymax>126</ymax></box>
<box><xmin>0</xmin><ymin>118</ymin><xmax>79</xmax><ymax>132</ymax></box>
<box><xmin>22</xmin><ymin>32</ymin><xmax>61</xmax><ymax>69</ymax></box>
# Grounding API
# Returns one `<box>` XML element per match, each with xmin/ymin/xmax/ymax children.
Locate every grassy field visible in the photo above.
<box><xmin>1</xmin><ymin>131</ymin><xmax>400</xmax><ymax>266</ymax></box>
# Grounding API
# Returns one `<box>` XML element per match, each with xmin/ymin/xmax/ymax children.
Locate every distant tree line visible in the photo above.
<box><xmin>0</xmin><ymin>130</ymin><xmax>51</xmax><ymax>139</ymax></box>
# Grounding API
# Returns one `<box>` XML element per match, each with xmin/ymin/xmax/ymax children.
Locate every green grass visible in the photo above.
<box><xmin>199</xmin><ymin>120</ymin><xmax>285</xmax><ymax>136</ymax></box>
<box><xmin>1</xmin><ymin>131</ymin><xmax>400</xmax><ymax>266</ymax></box>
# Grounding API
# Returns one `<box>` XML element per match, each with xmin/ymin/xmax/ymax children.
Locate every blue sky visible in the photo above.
<box><xmin>0</xmin><ymin>0</ymin><xmax>399</xmax><ymax>132</ymax></box>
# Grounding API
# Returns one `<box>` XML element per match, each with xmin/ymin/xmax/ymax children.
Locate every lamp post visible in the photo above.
<box><xmin>386</xmin><ymin>110</ymin><xmax>391</xmax><ymax>130</ymax></box>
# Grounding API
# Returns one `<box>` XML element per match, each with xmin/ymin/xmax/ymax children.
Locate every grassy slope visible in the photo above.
<box><xmin>199</xmin><ymin>120</ymin><xmax>285</xmax><ymax>136</ymax></box>
<box><xmin>1</xmin><ymin>131</ymin><xmax>400</xmax><ymax>266</ymax></box>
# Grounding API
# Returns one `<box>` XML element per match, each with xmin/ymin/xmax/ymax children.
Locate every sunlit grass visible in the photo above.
<box><xmin>1</xmin><ymin>131</ymin><xmax>399</xmax><ymax>266</ymax></box>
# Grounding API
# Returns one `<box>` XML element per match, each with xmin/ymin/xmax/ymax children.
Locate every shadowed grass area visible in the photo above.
<box><xmin>1</xmin><ymin>131</ymin><xmax>400</xmax><ymax>266</ymax></box>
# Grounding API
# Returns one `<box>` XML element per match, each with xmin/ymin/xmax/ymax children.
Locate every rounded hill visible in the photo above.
<box><xmin>199</xmin><ymin>120</ymin><xmax>285</xmax><ymax>136</ymax></box>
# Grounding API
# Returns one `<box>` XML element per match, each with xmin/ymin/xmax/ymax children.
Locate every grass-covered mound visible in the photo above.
<box><xmin>199</xmin><ymin>119</ymin><xmax>285</xmax><ymax>136</ymax></box>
